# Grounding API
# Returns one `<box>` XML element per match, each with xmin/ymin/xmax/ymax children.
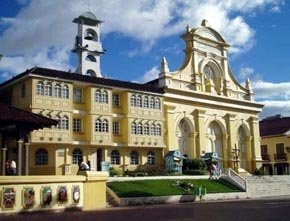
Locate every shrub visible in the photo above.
<box><xmin>109</xmin><ymin>167</ymin><xmax>123</xmax><ymax>176</ymax></box>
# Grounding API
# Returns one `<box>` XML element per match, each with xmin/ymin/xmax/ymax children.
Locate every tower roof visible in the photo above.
<box><xmin>73</xmin><ymin>11</ymin><xmax>103</xmax><ymax>26</ymax></box>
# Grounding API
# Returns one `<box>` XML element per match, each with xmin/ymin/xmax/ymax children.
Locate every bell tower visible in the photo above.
<box><xmin>72</xmin><ymin>12</ymin><xmax>105</xmax><ymax>77</ymax></box>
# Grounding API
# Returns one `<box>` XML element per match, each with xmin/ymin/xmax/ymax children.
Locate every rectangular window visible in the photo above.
<box><xmin>73</xmin><ymin>88</ymin><xmax>83</xmax><ymax>103</ymax></box>
<box><xmin>276</xmin><ymin>143</ymin><xmax>285</xmax><ymax>154</ymax></box>
<box><xmin>73</xmin><ymin>118</ymin><xmax>82</xmax><ymax>133</ymax></box>
<box><xmin>112</xmin><ymin>122</ymin><xmax>120</xmax><ymax>135</ymax></box>
<box><xmin>112</xmin><ymin>94</ymin><xmax>120</xmax><ymax>107</ymax></box>
<box><xmin>261</xmin><ymin>145</ymin><xmax>268</xmax><ymax>155</ymax></box>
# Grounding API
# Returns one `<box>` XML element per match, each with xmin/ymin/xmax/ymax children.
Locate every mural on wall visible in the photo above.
<box><xmin>22</xmin><ymin>187</ymin><xmax>35</xmax><ymax>209</ymax></box>
<box><xmin>72</xmin><ymin>186</ymin><xmax>80</xmax><ymax>204</ymax></box>
<box><xmin>41</xmin><ymin>186</ymin><xmax>52</xmax><ymax>207</ymax></box>
<box><xmin>58</xmin><ymin>186</ymin><xmax>68</xmax><ymax>204</ymax></box>
<box><xmin>2</xmin><ymin>188</ymin><xmax>16</xmax><ymax>209</ymax></box>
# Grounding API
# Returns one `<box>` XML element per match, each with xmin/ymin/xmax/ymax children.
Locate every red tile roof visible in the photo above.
<box><xmin>0</xmin><ymin>67</ymin><xmax>164</xmax><ymax>94</ymax></box>
<box><xmin>0</xmin><ymin>103</ymin><xmax>57</xmax><ymax>130</ymax></box>
<box><xmin>259</xmin><ymin>115</ymin><xmax>290</xmax><ymax>137</ymax></box>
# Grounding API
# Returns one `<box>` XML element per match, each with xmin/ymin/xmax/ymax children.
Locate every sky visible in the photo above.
<box><xmin>0</xmin><ymin>0</ymin><xmax>289</xmax><ymax>119</ymax></box>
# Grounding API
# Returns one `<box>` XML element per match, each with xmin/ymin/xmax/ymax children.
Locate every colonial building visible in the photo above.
<box><xmin>0</xmin><ymin>12</ymin><xmax>263</xmax><ymax>175</ymax></box>
<box><xmin>260</xmin><ymin>115</ymin><xmax>290</xmax><ymax>175</ymax></box>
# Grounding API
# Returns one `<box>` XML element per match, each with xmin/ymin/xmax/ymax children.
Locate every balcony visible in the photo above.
<box><xmin>274</xmin><ymin>153</ymin><xmax>287</xmax><ymax>161</ymax></box>
<box><xmin>261</xmin><ymin>154</ymin><xmax>270</xmax><ymax>162</ymax></box>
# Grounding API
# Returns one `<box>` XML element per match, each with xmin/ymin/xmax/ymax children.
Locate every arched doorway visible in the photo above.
<box><xmin>177</xmin><ymin>118</ymin><xmax>191</xmax><ymax>156</ymax></box>
<box><xmin>237</xmin><ymin>126</ymin><xmax>248</xmax><ymax>170</ymax></box>
<box><xmin>206</xmin><ymin>121</ymin><xmax>223</xmax><ymax>167</ymax></box>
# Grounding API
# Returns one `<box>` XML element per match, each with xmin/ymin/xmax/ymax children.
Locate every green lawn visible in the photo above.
<box><xmin>107</xmin><ymin>179</ymin><xmax>242</xmax><ymax>198</ymax></box>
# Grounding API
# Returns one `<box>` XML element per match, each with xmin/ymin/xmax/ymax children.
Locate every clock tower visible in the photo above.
<box><xmin>72</xmin><ymin>12</ymin><xmax>105</xmax><ymax>77</ymax></box>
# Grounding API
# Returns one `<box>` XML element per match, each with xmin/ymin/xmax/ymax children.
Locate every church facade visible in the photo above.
<box><xmin>0</xmin><ymin>12</ymin><xmax>263</xmax><ymax>175</ymax></box>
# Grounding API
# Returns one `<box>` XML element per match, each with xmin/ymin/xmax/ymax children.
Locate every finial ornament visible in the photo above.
<box><xmin>161</xmin><ymin>56</ymin><xmax>170</xmax><ymax>73</ymax></box>
<box><xmin>201</xmin><ymin>19</ymin><xmax>210</xmax><ymax>27</ymax></box>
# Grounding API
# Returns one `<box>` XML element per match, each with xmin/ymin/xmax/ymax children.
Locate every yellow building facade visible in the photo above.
<box><xmin>0</xmin><ymin>14</ymin><xmax>263</xmax><ymax>175</ymax></box>
<box><xmin>260</xmin><ymin>116</ymin><xmax>290</xmax><ymax>175</ymax></box>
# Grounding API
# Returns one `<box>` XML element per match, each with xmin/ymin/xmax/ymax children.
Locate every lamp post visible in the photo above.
<box><xmin>232</xmin><ymin>144</ymin><xmax>240</xmax><ymax>172</ymax></box>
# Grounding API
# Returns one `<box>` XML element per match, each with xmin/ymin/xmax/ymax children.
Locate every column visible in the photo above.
<box><xmin>194</xmin><ymin>109</ymin><xmax>206</xmax><ymax>157</ymax></box>
<box><xmin>189</xmin><ymin>132</ymin><xmax>198</xmax><ymax>158</ymax></box>
<box><xmin>226</xmin><ymin>113</ymin><xmax>236</xmax><ymax>168</ymax></box>
<box><xmin>222</xmin><ymin>134</ymin><xmax>229</xmax><ymax>168</ymax></box>
<box><xmin>246</xmin><ymin>136</ymin><xmax>253</xmax><ymax>171</ymax></box>
<box><xmin>17</xmin><ymin>139</ymin><xmax>24</xmax><ymax>175</ymax></box>
<box><xmin>250</xmin><ymin>117</ymin><xmax>263</xmax><ymax>171</ymax></box>
<box><xmin>164</xmin><ymin>104</ymin><xmax>176</xmax><ymax>152</ymax></box>
<box><xmin>1</xmin><ymin>147</ymin><xmax>7</xmax><ymax>175</ymax></box>
<box><xmin>24</xmin><ymin>143</ymin><xmax>30</xmax><ymax>175</ymax></box>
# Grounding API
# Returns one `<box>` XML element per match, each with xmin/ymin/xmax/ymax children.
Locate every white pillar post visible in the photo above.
<box><xmin>17</xmin><ymin>139</ymin><xmax>24</xmax><ymax>175</ymax></box>
<box><xmin>25</xmin><ymin>143</ymin><xmax>30</xmax><ymax>175</ymax></box>
<box><xmin>2</xmin><ymin>147</ymin><xmax>7</xmax><ymax>175</ymax></box>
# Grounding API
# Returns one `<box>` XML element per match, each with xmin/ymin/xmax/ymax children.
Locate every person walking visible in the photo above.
<box><xmin>10</xmin><ymin>159</ymin><xmax>17</xmax><ymax>175</ymax></box>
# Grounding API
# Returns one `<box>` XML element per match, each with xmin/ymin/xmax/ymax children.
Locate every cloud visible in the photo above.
<box><xmin>0</xmin><ymin>47</ymin><xmax>73</xmax><ymax>80</ymax></box>
<box><xmin>238</xmin><ymin>67</ymin><xmax>254</xmax><ymax>80</ymax></box>
<box><xmin>0</xmin><ymin>0</ymin><xmax>286</xmax><ymax>80</ymax></box>
<box><xmin>137</xmin><ymin>66</ymin><xmax>160</xmax><ymax>83</ymax></box>
<box><xmin>253</xmin><ymin>81</ymin><xmax>290</xmax><ymax>100</ymax></box>
<box><xmin>252</xmin><ymin>80</ymin><xmax>290</xmax><ymax>119</ymax></box>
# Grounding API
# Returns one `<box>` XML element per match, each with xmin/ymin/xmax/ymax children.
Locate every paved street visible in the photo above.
<box><xmin>1</xmin><ymin>198</ymin><xmax>290</xmax><ymax>221</ymax></box>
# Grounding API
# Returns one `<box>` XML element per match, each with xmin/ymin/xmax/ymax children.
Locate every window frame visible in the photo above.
<box><xmin>35</xmin><ymin>148</ymin><xmax>48</xmax><ymax>165</ymax></box>
<box><xmin>72</xmin><ymin>148</ymin><xmax>83</xmax><ymax>165</ymax></box>
<box><xmin>112</xmin><ymin>94</ymin><xmax>120</xmax><ymax>107</ymax></box>
<box><xmin>73</xmin><ymin>118</ymin><xmax>83</xmax><ymax>133</ymax></box>
<box><xmin>112</xmin><ymin>121</ymin><xmax>120</xmax><ymax>135</ymax></box>
<box><xmin>147</xmin><ymin>151</ymin><xmax>155</xmax><ymax>165</ymax></box>
<box><xmin>111</xmin><ymin>150</ymin><xmax>120</xmax><ymax>165</ymax></box>
<box><xmin>130</xmin><ymin>151</ymin><xmax>139</xmax><ymax>165</ymax></box>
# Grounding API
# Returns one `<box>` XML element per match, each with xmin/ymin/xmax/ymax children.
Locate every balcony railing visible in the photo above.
<box><xmin>274</xmin><ymin>153</ymin><xmax>287</xmax><ymax>161</ymax></box>
<box><xmin>261</xmin><ymin>154</ymin><xmax>270</xmax><ymax>162</ymax></box>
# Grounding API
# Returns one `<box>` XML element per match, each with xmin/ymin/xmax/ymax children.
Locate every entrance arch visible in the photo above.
<box><xmin>206</xmin><ymin>121</ymin><xmax>223</xmax><ymax>166</ymax></box>
<box><xmin>237</xmin><ymin>126</ymin><xmax>248</xmax><ymax>170</ymax></box>
<box><xmin>177</xmin><ymin>118</ymin><xmax>191</xmax><ymax>156</ymax></box>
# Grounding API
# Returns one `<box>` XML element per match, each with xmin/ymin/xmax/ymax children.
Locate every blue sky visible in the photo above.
<box><xmin>0</xmin><ymin>0</ymin><xmax>290</xmax><ymax>118</ymax></box>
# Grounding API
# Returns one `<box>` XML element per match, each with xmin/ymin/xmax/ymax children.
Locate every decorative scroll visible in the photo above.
<box><xmin>2</xmin><ymin>188</ymin><xmax>16</xmax><ymax>209</ymax></box>
<box><xmin>72</xmin><ymin>186</ymin><xmax>80</xmax><ymax>204</ymax></box>
<box><xmin>23</xmin><ymin>187</ymin><xmax>35</xmax><ymax>209</ymax></box>
<box><xmin>41</xmin><ymin>186</ymin><xmax>52</xmax><ymax>207</ymax></box>
<box><xmin>57</xmin><ymin>186</ymin><xmax>68</xmax><ymax>204</ymax></box>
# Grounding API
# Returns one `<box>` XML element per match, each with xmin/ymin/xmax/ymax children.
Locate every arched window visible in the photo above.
<box><xmin>95</xmin><ymin>119</ymin><xmax>102</xmax><ymax>132</ymax></box>
<box><xmin>86</xmin><ymin>69</ymin><xmax>96</xmax><ymax>76</ymax></box>
<box><xmin>130</xmin><ymin>151</ymin><xmax>139</xmax><ymax>165</ymax></box>
<box><xmin>130</xmin><ymin>95</ymin><xmax>136</xmax><ymax>106</ymax></box>
<box><xmin>147</xmin><ymin>151</ymin><xmax>155</xmax><ymax>165</ymax></box>
<box><xmin>72</xmin><ymin>148</ymin><xmax>83</xmax><ymax>165</ymax></box>
<box><xmin>85</xmin><ymin>29</ymin><xmax>98</xmax><ymax>41</ymax></box>
<box><xmin>85</xmin><ymin>55</ymin><xmax>97</xmax><ymax>62</ymax></box>
<box><xmin>156</xmin><ymin>124</ymin><xmax>161</xmax><ymax>136</ymax></box>
<box><xmin>55</xmin><ymin>84</ymin><xmax>62</xmax><ymax>98</ymax></box>
<box><xmin>102</xmin><ymin>119</ymin><xmax>109</xmax><ymax>133</ymax></box>
<box><xmin>95</xmin><ymin>90</ymin><xmax>101</xmax><ymax>103</ymax></box>
<box><xmin>131</xmin><ymin>122</ymin><xmax>137</xmax><ymax>134</ymax></box>
<box><xmin>136</xmin><ymin>95</ymin><xmax>142</xmax><ymax>107</ymax></box>
<box><xmin>45</xmin><ymin>82</ymin><xmax>52</xmax><ymax>96</ymax></box>
<box><xmin>62</xmin><ymin>85</ymin><xmax>69</xmax><ymax>99</ymax></box>
<box><xmin>149</xmin><ymin>97</ymin><xmax>155</xmax><ymax>109</ymax></box>
<box><xmin>144</xmin><ymin>124</ymin><xmax>149</xmax><ymax>135</ymax></box>
<box><xmin>155</xmin><ymin>98</ymin><xmax>161</xmax><ymax>109</ymax></box>
<box><xmin>35</xmin><ymin>148</ymin><xmax>48</xmax><ymax>165</ymax></box>
<box><xmin>137</xmin><ymin>123</ymin><xmax>143</xmax><ymax>135</ymax></box>
<box><xmin>55</xmin><ymin>115</ymin><xmax>61</xmax><ymax>129</ymax></box>
<box><xmin>150</xmin><ymin>124</ymin><xmax>155</xmax><ymax>136</ymax></box>
<box><xmin>61</xmin><ymin>115</ymin><xmax>69</xmax><ymax>130</ymax></box>
<box><xmin>111</xmin><ymin>150</ymin><xmax>120</xmax><ymax>165</ymax></box>
<box><xmin>36</xmin><ymin>81</ymin><xmax>44</xmax><ymax>95</ymax></box>
<box><xmin>143</xmin><ymin>96</ymin><xmax>149</xmax><ymax>108</ymax></box>
<box><xmin>204</xmin><ymin>64</ymin><xmax>215</xmax><ymax>80</ymax></box>
<box><xmin>101</xmin><ymin>90</ymin><xmax>109</xmax><ymax>104</ymax></box>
